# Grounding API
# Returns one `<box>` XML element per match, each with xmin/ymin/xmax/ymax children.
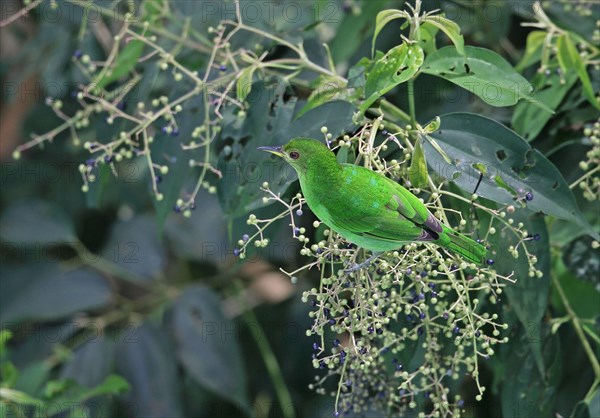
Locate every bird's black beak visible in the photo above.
<box><xmin>257</xmin><ymin>145</ymin><xmax>284</xmax><ymax>157</ymax></box>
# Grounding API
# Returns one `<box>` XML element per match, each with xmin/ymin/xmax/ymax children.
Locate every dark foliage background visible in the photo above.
<box><xmin>0</xmin><ymin>1</ymin><xmax>598</xmax><ymax>417</ymax></box>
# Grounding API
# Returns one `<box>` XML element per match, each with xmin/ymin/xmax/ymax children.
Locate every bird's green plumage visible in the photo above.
<box><xmin>260</xmin><ymin>138</ymin><xmax>486</xmax><ymax>264</ymax></box>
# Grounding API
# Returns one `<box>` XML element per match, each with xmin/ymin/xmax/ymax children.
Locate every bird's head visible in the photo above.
<box><xmin>258</xmin><ymin>137</ymin><xmax>337</xmax><ymax>176</ymax></box>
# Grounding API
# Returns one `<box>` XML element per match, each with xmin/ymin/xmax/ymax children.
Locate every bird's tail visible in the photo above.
<box><xmin>438</xmin><ymin>225</ymin><xmax>486</xmax><ymax>265</ymax></box>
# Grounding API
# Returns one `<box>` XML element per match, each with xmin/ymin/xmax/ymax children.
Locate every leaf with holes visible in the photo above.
<box><xmin>217</xmin><ymin>80</ymin><xmax>356</xmax><ymax>217</ymax></box>
<box><xmin>422</xmin><ymin>113</ymin><xmax>598</xmax><ymax>239</ymax></box>
<box><xmin>371</xmin><ymin>9</ymin><xmax>409</xmax><ymax>56</ymax></box>
<box><xmin>361</xmin><ymin>43</ymin><xmax>423</xmax><ymax>113</ymax></box>
<box><xmin>422</xmin><ymin>15</ymin><xmax>464</xmax><ymax>56</ymax></box>
<box><xmin>421</xmin><ymin>46</ymin><xmax>534</xmax><ymax>107</ymax></box>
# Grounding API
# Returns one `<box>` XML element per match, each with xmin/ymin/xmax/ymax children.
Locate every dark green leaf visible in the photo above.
<box><xmin>0</xmin><ymin>265</ymin><xmax>112</xmax><ymax>324</ymax></box>
<box><xmin>493</xmin><ymin>211</ymin><xmax>550</xmax><ymax>374</ymax></box>
<box><xmin>512</xmin><ymin>70</ymin><xmax>578</xmax><ymax>141</ymax></box>
<box><xmin>218</xmin><ymin>80</ymin><xmax>355</xmax><ymax>217</ymax></box>
<box><xmin>0</xmin><ymin>199</ymin><xmax>76</xmax><ymax>245</ymax></box>
<box><xmin>152</xmin><ymin>92</ymin><xmax>205</xmax><ymax>233</ymax></box>
<box><xmin>61</xmin><ymin>337</ymin><xmax>116</xmax><ymax>388</ymax></box>
<box><xmin>217</xmin><ymin>80</ymin><xmax>296</xmax><ymax>217</ymax></box>
<box><xmin>551</xmin><ymin>257</ymin><xmax>600</xmax><ymax>320</ymax></box>
<box><xmin>361</xmin><ymin>43</ymin><xmax>423</xmax><ymax>112</ymax></box>
<box><xmin>170</xmin><ymin>286</ymin><xmax>248</xmax><ymax>407</ymax></box>
<box><xmin>556</xmin><ymin>33</ymin><xmax>600</xmax><ymax>110</ymax></box>
<box><xmin>101</xmin><ymin>215</ymin><xmax>166</xmax><ymax>281</ymax></box>
<box><xmin>499</xmin><ymin>329</ymin><xmax>561</xmax><ymax>418</ymax></box>
<box><xmin>164</xmin><ymin>191</ymin><xmax>228</xmax><ymax>263</ymax></box>
<box><xmin>562</xmin><ymin>235</ymin><xmax>600</xmax><ymax>289</ymax></box>
<box><xmin>115</xmin><ymin>323</ymin><xmax>184</xmax><ymax>418</ymax></box>
<box><xmin>422</xmin><ymin>46</ymin><xmax>533</xmax><ymax>107</ymax></box>
<box><xmin>424</xmin><ymin>113</ymin><xmax>598</xmax><ymax>239</ymax></box>
<box><xmin>570</xmin><ymin>388</ymin><xmax>600</xmax><ymax>418</ymax></box>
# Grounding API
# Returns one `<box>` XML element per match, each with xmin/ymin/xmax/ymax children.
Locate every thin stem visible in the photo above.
<box><xmin>552</xmin><ymin>273</ymin><xmax>600</xmax><ymax>378</ymax></box>
<box><xmin>241</xmin><ymin>301</ymin><xmax>296</xmax><ymax>418</ymax></box>
<box><xmin>407</xmin><ymin>78</ymin><xmax>417</xmax><ymax>127</ymax></box>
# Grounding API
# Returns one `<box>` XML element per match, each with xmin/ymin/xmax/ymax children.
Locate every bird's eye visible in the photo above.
<box><xmin>289</xmin><ymin>151</ymin><xmax>300</xmax><ymax>160</ymax></box>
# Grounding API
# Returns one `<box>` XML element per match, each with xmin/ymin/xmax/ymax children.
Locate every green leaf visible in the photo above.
<box><xmin>551</xmin><ymin>257</ymin><xmax>600</xmax><ymax>320</ymax></box>
<box><xmin>1</xmin><ymin>265</ymin><xmax>112</xmax><ymax>324</ymax></box>
<box><xmin>81</xmin><ymin>375</ymin><xmax>129</xmax><ymax>399</ymax></box>
<box><xmin>422</xmin><ymin>15</ymin><xmax>465</xmax><ymax>56</ymax></box>
<box><xmin>423</xmin><ymin>113</ymin><xmax>598</xmax><ymax>239</ymax></box>
<box><xmin>498</xmin><ymin>329</ymin><xmax>561</xmax><ymax>418</ymax></box>
<box><xmin>371</xmin><ymin>9</ymin><xmax>409</xmax><ymax>56</ymax></box>
<box><xmin>297</xmin><ymin>76</ymin><xmax>345</xmax><ymax>117</ymax></box>
<box><xmin>418</xmin><ymin>22</ymin><xmax>439</xmax><ymax>55</ymax></box>
<box><xmin>421</xmin><ymin>46</ymin><xmax>534</xmax><ymax>107</ymax></box>
<box><xmin>516</xmin><ymin>30</ymin><xmax>547</xmax><ymax>71</ymax></box>
<box><xmin>218</xmin><ymin>79</ymin><xmax>355</xmax><ymax>217</ymax></box>
<box><xmin>101</xmin><ymin>214</ymin><xmax>166</xmax><ymax>281</ymax></box>
<box><xmin>0</xmin><ymin>387</ymin><xmax>44</xmax><ymax>406</ymax></box>
<box><xmin>61</xmin><ymin>337</ymin><xmax>116</xmax><ymax>389</ymax></box>
<box><xmin>556</xmin><ymin>33</ymin><xmax>600</xmax><ymax>110</ymax></box>
<box><xmin>562</xmin><ymin>235</ymin><xmax>600</xmax><ymax>289</ymax></box>
<box><xmin>570</xmin><ymin>388</ymin><xmax>600</xmax><ymax>418</ymax></box>
<box><xmin>512</xmin><ymin>70</ymin><xmax>578</xmax><ymax>141</ymax></box>
<box><xmin>494</xmin><ymin>211</ymin><xmax>551</xmax><ymax>375</ymax></box>
<box><xmin>164</xmin><ymin>190</ymin><xmax>228</xmax><ymax>263</ymax></box>
<box><xmin>236</xmin><ymin>66</ymin><xmax>257</xmax><ymax>102</ymax></box>
<box><xmin>0</xmin><ymin>199</ymin><xmax>76</xmax><ymax>245</ymax></box>
<box><xmin>93</xmin><ymin>40</ymin><xmax>144</xmax><ymax>90</ymax></box>
<box><xmin>170</xmin><ymin>286</ymin><xmax>248</xmax><ymax>407</ymax></box>
<box><xmin>115</xmin><ymin>324</ymin><xmax>184</xmax><ymax>417</ymax></box>
<box><xmin>361</xmin><ymin>43</ymin><xmax>424</xmax><ymax>113</ymax></box>
<box><xmin>152</xmin><ymin>92</ymin><xmax>205</xmax><ymax>233</ymax></box>
<box><xmin>408</xmin><ymin>137</ymin><xmax>428</xmax><ymax>188</ymax></box>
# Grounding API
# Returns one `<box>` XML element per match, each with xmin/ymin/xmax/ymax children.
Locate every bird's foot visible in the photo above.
<box><xmin>343</xmin><ymin>252</ymin><xmax>382</xmax><ymax>273</ymax></box>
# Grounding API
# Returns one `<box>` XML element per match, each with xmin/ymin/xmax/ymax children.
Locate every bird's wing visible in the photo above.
<box><xmin>329</xmin><ymin>214</ymin><xmax>431</xmax><ymax>243</ymax></box>
<box><xmin>383</xmin><ymin>177</ymin><xmax>443</xmax><ymax>234</ymax></box>
<box><xmin>330</xmin><ymin>165</ymin><xmax>442</xmax><ymax>242</ymax></box>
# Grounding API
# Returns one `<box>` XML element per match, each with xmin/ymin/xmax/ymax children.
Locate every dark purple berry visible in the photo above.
<box><xmin>533</xmin><ymin>233</ymin><xmax>541</xmax><ymax>241</ymax></box>
<box><xmin>242</xmin><ymin>234</ymin><xmax>249</xmax><ymax>242</ymax></box>
<box><xmin>233</xmin><ymin>248</ymin><xmax>241</xmax><ymax>256</ymax></box>
<box><xmin>486</xmin><ymin>258</ymin><xmax>494</xmax><ymax>265</ymax></box>
<box><xmin>219</xmin><ymin>65</ymin><xmax>227</xmax><ymax>71</ymax></box>
<box><xmin>333</xmin><ymin>339</ymin><xmax>340</xmax><ymax>347</ymax></box>
<box><xmin>73</xmin><ymin>50</ymin><xmax>83</xmax><ymax>59</ymax></box>
<box><xmin>296</xmin><ymin>209</ymin><xmax>303</xmax><ymax>216</ymax></box>
<box><xmin>525</xmin><ymin>192</ymin><xmax>534</xmax><ymax>201</ymax></box>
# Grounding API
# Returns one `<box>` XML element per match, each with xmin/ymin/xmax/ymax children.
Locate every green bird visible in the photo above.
<box><xmin>259</xmin><ymin>137</ymin><xmax>487</xmax><ymax>265</ymax></box>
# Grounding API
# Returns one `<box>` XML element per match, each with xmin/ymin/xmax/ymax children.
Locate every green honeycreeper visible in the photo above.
<box><xmin>259</xmin><ymin>138</ymin><xmax>487</xmax><ymax>265</ymax></box>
